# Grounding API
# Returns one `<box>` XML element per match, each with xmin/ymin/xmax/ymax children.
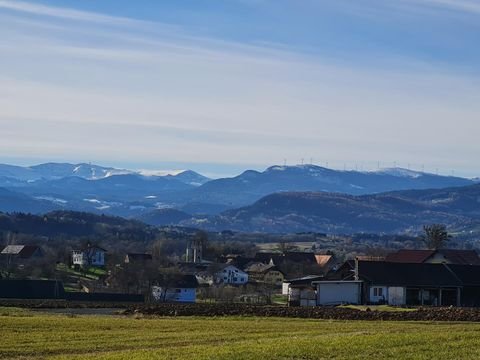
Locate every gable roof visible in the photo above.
<box><xmin>440</xmin><ymin>250</ymin><xmax>480</xmax><ymax>265</ymax></box>
<box><xmin>358</xmin><ymin>261</ymin><xmax>462</xmax><ymax>288</ymax></box>
<box><xmin>315</xmin><ymin>255</ymin><xmax>333</xmax><ymax>267</ymax></box>
<box><xmin>244</xmin><ymin>262</ymin><xmax>283</xmax><ymax>275</ymax></box>
<box><xmin>445</xmin><ymin>265</ymin><xmax>480</xmax><ymax>286</ymax></box>
<box><xmin>254</xmin><ymin>251</ymin><xmax>317</xmax><ymax>265</ymax></box>
<box><xmin>385</xmin><ymin>249</ymin><xmax>480</xmax><ymax>265</ymax></box>
<box><xmin>385</xmin><ymin>250</ymin><xmax>435</xmax><ymax>263</ymax></box>
<box><xmin>0</xmin><ymin>245</ymin><xmax>42</xmax><ymax>259</ymax></box>
<box><xmin>285</xmin><ymin>275</ymin><xmax>324</xmax><ymax>284</ymax></box>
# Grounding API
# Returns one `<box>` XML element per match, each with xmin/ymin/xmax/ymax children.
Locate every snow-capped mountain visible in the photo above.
<box><xmin>0</xmin><ymin>163</ymin><xmax>133</xmax><ymax>181</ymax></box>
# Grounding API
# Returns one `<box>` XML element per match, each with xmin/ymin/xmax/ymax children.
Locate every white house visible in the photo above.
<box><xmin>152</xmin><ymin>274</ymin><xmax>198</xmax><ymax>303</ymax></box>
<box><xmin>215</xmin><ymin>264</ymin><xmax>248</xmax><ymax>285</ymax></box>
<box><xmin>72</xmin><ymin>245</ymin><xmax>106</xmax><ymax>267</ymax></box>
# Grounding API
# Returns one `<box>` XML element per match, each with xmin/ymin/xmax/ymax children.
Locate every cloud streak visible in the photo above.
<box><xmin>0</xmin><ymin>0</ymin><xmax>142</xmax><ymax>25</ymax></box>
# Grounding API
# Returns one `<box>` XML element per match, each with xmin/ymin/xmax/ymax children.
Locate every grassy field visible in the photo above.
<box><xmin>2</xmin><ymin>308</ymin><xmax>480</xmax><ymax>359</ymax></box>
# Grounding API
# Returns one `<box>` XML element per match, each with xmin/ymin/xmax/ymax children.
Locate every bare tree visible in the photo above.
<box><xmin>421</xmin><ymin>224</ymin><xmax>451</xmax><ymax>250</ymax></box>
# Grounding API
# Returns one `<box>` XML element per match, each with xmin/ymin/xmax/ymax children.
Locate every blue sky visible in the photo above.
<box><xmin>0</xmin><ymin>0</ymin><xmax>479</xmax><ymax>177</ymax></box>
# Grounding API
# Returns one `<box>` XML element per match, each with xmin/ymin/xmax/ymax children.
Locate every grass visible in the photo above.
<box><xmin>2</xmin><ymin>311</ymin><xmax>480</xmax><ymax>359</ymax></box>
<box><xmin>56</xmin><ymin>263</ymin><xmax>106</xmax><ymax>280</ymax></box>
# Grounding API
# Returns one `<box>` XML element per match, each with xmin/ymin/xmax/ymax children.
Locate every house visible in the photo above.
<box><xmin>214</xmin><ymin>264</ymin><xmax>248</xmax><ymax>285</ymax></box>
<box><xmin>72</xmin><ymin>244</ymin><xmax>106</xmax><ymax>267</ymax></box>
<box><xmin>0</xmin><ymin>245</ymin><xmax>43</xmax><ymax>261</ymax></box>
<box><xmin>355</xmin><ymin>261</ymin><xmax>462</xmax><ymax>306</ymax></box>
<box><xmin>125</xmin><ymin>253</ymin><xmax>152</xmax><ymax>264</ymax></box>
<box><xmin>323</xmin><ymin>260</ymin><xmax>463</xmax><ymax>306</ymax></box>
<box><xmin>244</xmin><ymin>262</ymin><xmax>285</xmax><ymax>286</ymax></box>
<box><xmin>385</xmin><ymin>249</ymin><xmax>480</xmax><ymax>265</ymax></box>
<box><xmin>152</xmin><ymin>274</ymin><xmax>198</xmax><ymax>303</ymax></box>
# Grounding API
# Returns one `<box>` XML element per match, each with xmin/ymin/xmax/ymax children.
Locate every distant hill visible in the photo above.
<box><xmin>177</xmin><ymin>184</ymin><xmax>480</xmax><ymax>234</ymax></box>
<box><xmin>137</xmin><ymin>208</ymin><xmax>192</xmax><ymax>226</ymax></box>
<box><xmin>0</xmin><ymin>162</ymin><xmax>476</xmax><ymax>218</ymax></box>
<box><xmin>0</xmin><ymin>210</ymin><xmax>153</xmax><ymax>238</ymax></box>
<box><xmin>177</xmin><ymin>165</ymin><xmax>475</xmax><ymax>212</ymax></box>
<box><xmin>166</xmin><ymin>170</ymin><xmax>211</xmax><ymax>186</ymax></box>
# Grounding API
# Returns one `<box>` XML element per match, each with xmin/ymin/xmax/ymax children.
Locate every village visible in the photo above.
<box><xmin>2</xmin><ymin>225</ymin><xmax>480</xmax><ymax>309</ymax></box>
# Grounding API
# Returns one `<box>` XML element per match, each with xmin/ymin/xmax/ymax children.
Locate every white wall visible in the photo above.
<box><xmin>388</xmin><ymin>287</ymin><xmax>406</xmax><ymax>306</ymax></box>
<box><xmin>152</xmin><ymin>286</ymin><xmax>196</xmax><ymax>303</ymax></box>
<box><xmin>369</xmin><ymin>286</ymin><xmax>387</xmax><ymax>304</ymax></box>
<box><xmin>316</xmin><ymin>282</ymin><xmax>361</xmax><ymax>305</ymax></box>
<box><xmin>216</xmin><ymin>265</ymin><xmax>248</xmax><ymax>285</ymax></box>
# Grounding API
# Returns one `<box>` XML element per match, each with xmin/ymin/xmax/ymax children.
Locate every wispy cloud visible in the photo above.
<box><xmin>0</xmin><ymin>0</ymin><xmax>143</xmax><ymax>25</ymax></box>
<box><xmin>419</xmin><ymin>0</ymin><xmax>480</xmax><ymax>14</ymax></box>
<box><xmin>0</xmin><ymin>1</ymin><xmax>479</xmax><ymax>176</ymax></box>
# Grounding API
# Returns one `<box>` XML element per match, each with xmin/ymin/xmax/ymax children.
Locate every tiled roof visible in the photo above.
<box><xmin>244</xmin><ymin>262</ymin><xmax>277</xmax><ymax>274</ymax></box>
<box><xmin>315</xmin><ymin>255</ymin><xmax>333</xmax><ymax>267</ymax></box>
<box><xmin>440</xmin><ymin>250</ymin><xmax>480</xmax><ymax>265</ymax></box>
<box><xmin>385</xmin><ymin>249</ymin><xmax>480</xmax><ymax>265</ymax></box>
<box><xmin>385</xmin><ymin>250</ymin><xmax>435</xmax><ymax>263</ymax></box>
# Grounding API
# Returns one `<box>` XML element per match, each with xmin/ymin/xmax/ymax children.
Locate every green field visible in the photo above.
<box><xmin>2</xmin><ymin>309</ymin><xmax>480</xmax><ymax>359</ymax></box>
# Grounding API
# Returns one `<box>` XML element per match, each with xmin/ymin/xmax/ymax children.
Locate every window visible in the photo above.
<box><xmin>373</xmin><ymin>287</ymin><xmax>383</xmax><ymax>297</ymax></box>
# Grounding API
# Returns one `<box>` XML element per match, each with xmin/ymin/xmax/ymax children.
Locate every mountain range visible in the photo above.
<box><xmin>0</xmin><ymin>162</ymin><xmax>478</xmax><ymax>234</ymax></box>
<box><xmin>175</xmin><ymin>184</ymin><xmax>480</xmax><ymax>234</ymax></box>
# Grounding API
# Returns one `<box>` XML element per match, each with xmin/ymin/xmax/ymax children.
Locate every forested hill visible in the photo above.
<box><xmin>0</xmin><ymin>211</ymin><xmax>157</xmax><ymax>240</ymax></box>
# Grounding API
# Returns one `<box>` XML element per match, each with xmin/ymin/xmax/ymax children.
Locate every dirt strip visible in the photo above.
<box><xmin>121</xmin><ymin>303</ymin><xmax>480</xmax><ymax>322</ymax></box>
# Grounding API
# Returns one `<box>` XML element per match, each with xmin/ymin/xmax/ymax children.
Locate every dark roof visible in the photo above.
<box><xmin>157</xmin><ymin>274</ymin><xmax>198</xmax><ymax>288</ymax></box>
<box><xmin>284</xmin><ymin>252</ymin><xmax>317</xmax><ymax>263</ymax></box>
<box><xmin>244</xmin><ymin>262</ymin><xmax>283</xmax><ymax>275</ymax></box>
<box><xmin>0</xmin><ymin>245</ymin><xmax>42</xmax><ymax>259</ymax></box>
<box><xmin>440</xmin><ymin>250</ymin><xmax>480</xmax><ymax>265</ymax></box>
<box><xmin>285</xmin><ymin>275</ymin><xmax>324</xmax><ymax>285</ymax></box>
<box><xmin>446</xmin><ymin>265</ymin><xmax>480</xmax><ymax>286</ymax></box>
<box><xmin>254</xmin><ymin>251</ymin><xmax>317</xmax><ymax>265</ymax></box>
<box><xmin>385</xmin><ymin>249</ymin><xmax>480</xmax><ymax>265</ymax></box>
<box><xmin>385</xmin><ymin>250</ymin><xmax>435</xmax><ymax>263</ymax></box>
<box><xmin>358</xmin><ymin>261</ymin><xmax>462</xmax><ymax>288</ymax></box>
<box><xmin>254</xmin><ymin>252</ymin><xmax>278</xmax><ymax>263</ymax></box>
<box><xmin>126</xmin><ymin>253</ymin><xmax>152</xmax><ymax>261</ymax></box>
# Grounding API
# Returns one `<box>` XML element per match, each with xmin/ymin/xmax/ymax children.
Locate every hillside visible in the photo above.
<box><xmin>176</xmin><ymin>184</ymin><xmax>480</xmax><ymax>234</ymax></box>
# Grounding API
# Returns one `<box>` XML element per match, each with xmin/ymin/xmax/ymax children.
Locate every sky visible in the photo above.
<box><xmin>0</xmin><ymin>0</ymin><xmax>479</xmax><ymax>178</ymax></box>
